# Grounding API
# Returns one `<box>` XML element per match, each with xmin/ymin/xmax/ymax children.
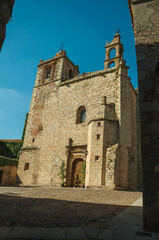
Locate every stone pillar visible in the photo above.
<box><xmin>128</xmin><ymin>0</ymin><xmax>159</xmax><ymax>232</ymax></box>
<box><xmin>86</xmin><ymin>120</ymin><xmax>106</xmax><ymax>187</ymax></box>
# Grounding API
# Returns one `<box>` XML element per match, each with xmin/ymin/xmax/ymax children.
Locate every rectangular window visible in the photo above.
<box><xmin>98</xmin><ymin>122</ymin><xmax>101</xmax><ymax>126</ymax></box>
<box><xmin>97</xmin><ymin>134</ymin><xmax>100</xmax><ymax>139</ymax></box>
<box><xmin>95</xmin><ymin>156</ymin><xmax>99</xmax><ymax>161</ymax></box>
<box><xmin>24</xmin><ymin>163</ymin><xmax>29</xmax><ymax>171</ymax></box>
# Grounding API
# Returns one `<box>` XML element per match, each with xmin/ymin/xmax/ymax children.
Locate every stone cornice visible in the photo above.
<box><xmin>21</xmin><ymin>147</ymin><xmax>39</xmax><ymax>151</ymax></box>
<box><xmin>59</xmin><ymin>68</ymin><xmax>117</xmax><ymax>86</ymax></box>
<box><xmin>88</xmin><ymin>118</ymin><xmax>119</xmax><ymax>125</ymax></box>
<box><xmin>37</xmin><ymin>54</ymin><xmax>79</xmax><ymax>73</ymax></box>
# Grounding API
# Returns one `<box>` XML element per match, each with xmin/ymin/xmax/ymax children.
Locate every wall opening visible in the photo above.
<box><xmin>97</xmin><ymin>134</ymin><xmax>100</xmax><ymax>139</ymax></box>
<box><xmin>71</xmin><ymin>158</ymin><xmax>84</xmax><ymax>187</ymax></box>
<box><xmin>98</xmin><ymin>122</ymin><xmax>101</xmax><ymax>127</ymax></box>
<box><xmin>76</xmin><ymin>106</ymin><xmax>86</xmax><ymax>124</ymax></box>
<box><xmin>108</xmin><ymin>62</ymin><xmax>115</xmax><ymax>68</ymax></box>
<box><xmin>109</xmin><ymin>48</ymin><xmax>116</xmax><ymax>59</ymax></box>
<box><xmin>24</xmin><ymin>163</ymin><xmax>29</xmax><ymax>171</ymax></box>
<box><xmin>38</xmin><ymin>125</ymin><xmax>43</xmax><ymax>132</ymax></box>
<box><xmin>95</xmin><ymin>156</ymin><xmax>99</xmax><ymax>161</ymax></box>
<box><xmin>45</xmin><ymin>66</ymin><xmax>51</xmax><ymax>79</ymax></box>
<box><xmin>68</xmin><ymin>69</ymin><xmax>73</xmax><ymax>79</ymax></box>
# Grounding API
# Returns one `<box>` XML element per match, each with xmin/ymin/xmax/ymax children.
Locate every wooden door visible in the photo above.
<box><xmin>71</xmin><ymin>159</ymin><xmax>83</xmax><ymax>187</ymax></box>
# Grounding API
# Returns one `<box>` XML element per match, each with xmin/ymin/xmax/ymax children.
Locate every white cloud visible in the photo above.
<box><xmin>0</xmin><ymin>88</ymin><xmax>21</xmax><ymax>97</ymax></box>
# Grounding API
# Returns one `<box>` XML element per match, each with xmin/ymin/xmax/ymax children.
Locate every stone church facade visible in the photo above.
<box><xmin>18</xmin><ymin>33</ymin><xmax>141</xmax><ymax>190</ymax></box>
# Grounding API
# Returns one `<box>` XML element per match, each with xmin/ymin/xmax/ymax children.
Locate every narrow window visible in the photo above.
<box><xmin>38</xmin><ymin>125</ymin><xmax>43</xmax><ymax>132</ymax></box>
<box><xmin>80</xmin><ymin>109</ymin><xmax>86</xmax><ymax>123</ymax></box>
<box><xmin>24</xmin><ymin>163</ymin><xmax>29</xmax><ymax>171</ymax></box>
<box><xmin>76</xmin><ymin>106</ymin><xmax>86</xmax><ymax>124</ymax></box>
<box><xmin>68</xmin><ymin>69</ymin><xmax>73</xmax><ymax>79</ymax></box>
<box><xmin>97</xmin><ymin>134</ymin><xmax>100</xmax><ymax>139</ymax></box>
<box><xmin>32</xmin><ymin>138</ymin><xmax>35</xmax><ymax>142</ymax></box>
<box><xmin>45</xmin><ymin>66</ymin><xmax>51</xmax><ymax>78</ymax></box>
<box><xmin>95</xmin><ymin>156</ymin><xmax>99</xmax><ymax>161</ymax></box>
<box><xmin>98</xmin><ymin>122</ymin><xmax>101</xmax><ymax>127</ymax></box>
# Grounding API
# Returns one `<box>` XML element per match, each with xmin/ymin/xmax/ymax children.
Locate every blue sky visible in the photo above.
<box><xmin>0</xmin><ymin>0</ymin><xmax>137</xmax><ymax>139</ymax></box>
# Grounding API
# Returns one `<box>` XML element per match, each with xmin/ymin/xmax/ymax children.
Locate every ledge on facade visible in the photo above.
<box><xmin>66</xmin><ymin>145</ymin><xmax>87</xmax><ymax>149</ymax></box>
<box><xmin>131</xmin><ymin>0</ymin><xmax>152</xmax><ymax>4</ymax></box>
<box><xmin>88</xmin><ymin>118</ymin><xmax>119</xmax><ymax>125</ymax></box>
<box><xmin>21</xmin><ymin>147</ymin><xmax>39</xmax><ymax>151</ymax></box>
<box><xmin>35</xmin><ymin>63</ymin><xmax>131</xmax><ymax>89</ymax></box>
<box><xmin>60</xmin><ymin>68</ymin><xmax>118</xmax><ymax>87</ymax></box>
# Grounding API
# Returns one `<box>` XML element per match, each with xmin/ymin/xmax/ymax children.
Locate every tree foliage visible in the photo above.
<box><xmin>0</xmin><ymin>141</ymin><xmax>22</xmax><ymax>159</ymax></box>
<box><xmin>58</xmin><ymin>161</ymin><xmax>66</xmax><ymax>185</ymax></box>
<box><xmin>0</xmin><ymin>155</ymin><xmax>18</xmax><ymax>167</ymax></box>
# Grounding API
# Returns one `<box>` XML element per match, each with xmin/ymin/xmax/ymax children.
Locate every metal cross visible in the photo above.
<box><xmin>60</xmin><ymin>42</ymin><xmax>64</xmax><ymax>51</ymax></box>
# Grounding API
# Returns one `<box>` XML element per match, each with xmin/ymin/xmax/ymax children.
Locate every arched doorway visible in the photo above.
<box><xmin>71</xmin><ymin>158</ymin><xmax>84</xmax><ymax>187</ymax></box>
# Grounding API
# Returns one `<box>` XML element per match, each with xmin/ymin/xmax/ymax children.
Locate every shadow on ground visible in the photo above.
<box><xmin>0</xmin><ymin>191</ymin><xmax>142</xmax><ymax>228</ymax></box>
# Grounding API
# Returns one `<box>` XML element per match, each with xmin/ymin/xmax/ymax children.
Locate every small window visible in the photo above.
<box><xmin>95</xmin><ymin>156</ymin><xmax>99</xmax><ymax>161</ymax></box>
<box><xmin>24</xmin><ymin>163</ymin><xmax>29</xmax><ymax>171</ymax></box>
<box><xmin>68</xmin><ymin>69</ymin><xmax>73</xmax><ymax>79</ymax></box>
<box><xmin>38</xmin><ymin>125</ymin><xmax>43</xmax><ymax>132</ymax></box>
<box><xmin>45</xmin><ymin>66</ymin><xmax>51</xmax><ymax>78</ymax></box>
<box><xmin>32</xmin><ymin>138</ymin><xmax>35</xmax><ymax>142</ymax></box>
<box><xmin>97</xmin><ymin>134</ymin><xmax>100</xmax><ymax>139</ymax></box>
<box><xmin>98</xmin><ymin>122</ymin><xmax>101</xmax><ymax>127</ymax></box>
<box><xmin>76</xmin><ymin>106</ymin><xmax>86</xmax><ymax>124</ymax></box>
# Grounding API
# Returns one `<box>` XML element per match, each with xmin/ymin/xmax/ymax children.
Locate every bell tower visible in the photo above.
<box><xmin>104</xmin><ymin>32</ymin><xmax>124</xmax><ymax>70</ymax></box>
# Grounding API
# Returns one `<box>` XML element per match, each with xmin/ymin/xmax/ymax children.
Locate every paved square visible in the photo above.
<box><xmin>0</xmin><ymin>186</ymin><xmax>141</xmax><ymax>228</ymax></box>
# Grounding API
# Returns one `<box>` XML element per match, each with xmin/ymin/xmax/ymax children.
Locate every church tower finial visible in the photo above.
<box><xmin>60</xmin><ymin>42</ymin><xmax>64</xmax><ymax>51</ymax></box>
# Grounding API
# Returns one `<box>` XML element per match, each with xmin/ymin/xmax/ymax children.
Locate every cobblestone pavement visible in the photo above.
<box><xmin>0</xmin><ymin>196</ymin><xmax>159</xmax><ymax>240</ymax></box>
<box><xmin>0</xmin><ymin>186</ymin><xmax>141</xmax><ymax>228</ymax></box>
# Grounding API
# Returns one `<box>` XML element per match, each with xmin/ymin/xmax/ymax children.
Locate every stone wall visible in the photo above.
<box><xmin>128</xmin><ymin>0</ymin><xmax>159</xmax><ymax>232</ymax></box>
<box><xmin>0</xmin><ymin>165</ymin><xmax>17</xmax><ymax>185</ymax></box>
<box><xmin>0</xmin><ymin>0</ymin><xmax>15</xmax><ymax>51</ymax></box>
<box><xmin>18</xmin><ymin>35</ymin><xmax>139</xmax><ymax>190</ymax></box>
<box><xmin>19</xmin><ymin>67</ymin><xmax>121</xmax><ymax>186</ymax></box>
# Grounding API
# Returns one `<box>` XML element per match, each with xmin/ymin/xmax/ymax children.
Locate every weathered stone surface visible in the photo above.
<box><xmin>17</xmin><ymin>34</ymin><xmax>141</xmax><ymax>190</ymax></box>
<box><xmin>128</xmin><ymin>0</ymin><xmax>159</xmax><ymax>232</ymax></box>
<box><xmin>0</xmin><ymin>165</ymin><xmax>17</xmax><ymax>185</ymax></box>
<box><xmin>0</xmin><ymin>0</ymin><xmax>15</xmax><ymax>51</ymax></box>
